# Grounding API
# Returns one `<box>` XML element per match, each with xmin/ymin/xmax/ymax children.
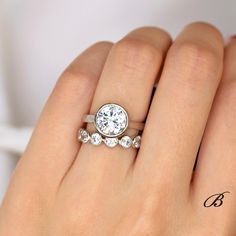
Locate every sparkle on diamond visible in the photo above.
<box><xmin>78</xmin><ymin>129</ymin><xmax>90</xmax><ymax>143</ymax></box>
<box><xmin>104</xmin><ymin>137</ymin><xmax>119</xmax><ymax>147</ymax></box>
<box><xmin>95</xmin><ymin>104</ymin><xmax>128</xmax><ymax>137</ymax></box>
<box><xmin>90</xmin><ymin>133</ymin><xmax>102</xmax><ymax>145</ymax></box>
<box><xmin>119</xmin><ymin>136</ymin><xmax>132</xmax><ymax>148</ymax></box>
<box><xmin>132</xmin><ymin>136</ymin><xmax>141</xmax><ymax>148</ymax></box>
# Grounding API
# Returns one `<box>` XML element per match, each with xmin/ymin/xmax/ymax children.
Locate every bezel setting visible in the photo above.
<box><xmin>78</xmin><ymin>128</ymin><xmax>141</xmax><ymax>149</ymax></box>
<box><xmin>78</xmin><ymin>129</ymin><xmax>90</xmax><ymax>143</ymax></box>
<box><xmin>94</xmin><ymin>103</ymin><xmax>129</xmax><ymax>138</ymax></box>
<box><xmin>132</xmin><ymin>135</ymin><xmax>141</xmax><ymax>149</ymax></box>
<box><xmin>119</xmin><ymin>136</ymin><xmax>132</xmax><ymax>148</ymax></box>
<box><xmin>104</xmin><ymin>137</ymin><xmax>119</xmax><ymax>148</ymax></box>
<box><xmin>90</xmin><ymin>133</ymin><xmax>102</xmax><ymax>145</ymax></box>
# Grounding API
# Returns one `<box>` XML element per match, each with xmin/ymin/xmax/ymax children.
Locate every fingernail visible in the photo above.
<box><xmin>228</xmin><ymin>35</ymin><xmax>236</xmax><ymax>43</ymax></box>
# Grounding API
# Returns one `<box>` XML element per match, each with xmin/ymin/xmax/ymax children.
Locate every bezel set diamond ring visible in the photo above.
<box><xmin>78</xmin><ymin>103</ymin><xmax>144</xmax><ymax>149</ymax></box>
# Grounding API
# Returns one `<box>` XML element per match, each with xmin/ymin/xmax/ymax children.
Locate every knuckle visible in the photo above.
<box><xmin>60</xmin><ymin>68</ymin><xmax>95</xmax><ymax>84</ymax></box>
<box><xmin>133</xmin><ymin>216</ymin><xmax>157</xmax><ymax>235</ymax></box>
<box><xmin>92</xmin><ymin>40</ymin><xmax>113</xmax><ymax>47</ymax></box>
<box><xmin>130</xmin><ymin>26</ymin><xmax>172</xmax><ymax>42</ymax></box>
<box><xmin>113</xmin><ymin>37</ymin><xmax>162</xmax><ymax>71</ymax></box>
<box><xmin>174</xmin><ymin>41</ymin><xmax>221</xmax><ymax>70</ymax></box>
<box><xmin>89</xmin><ymin>40</ymin><xmax>113</xmax><ymax>52</ymax></box>
<box><xmin>116</xmin><ymin>37</ymin><xmax>160</xmax><ymax>57</ymax></box>
<box><xmin>133</xmin><ymin>194</ymin><xmax>168</xmax><ymax>235</ymax></box>
<box><xmin>55</xmin><ymin>69</ymin><xmax>95</xmax><ymax>101</ymax></box>
<box><xmin>184</xmin><ymin>22</ymin><xmax>223</xmax><ymax>47</ymax></box>
<box><xmin>133</xmin><ymin>191</ymin><xmax>169</xmax><ymax>230</ymax></box>
<box><xmin>170</xmin><ymin>41</ymin><xmax>222</xmax><ymax>86</ymax></box>
<box><xmin>187</xmin><ymin>22</ymin><xmax>222</xmax><ymax>36</ymax></box>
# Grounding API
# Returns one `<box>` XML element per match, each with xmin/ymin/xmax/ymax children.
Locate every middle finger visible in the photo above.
<box><xmin>136</xmin><ymin>22</ymin><xmax>224</xmax><ymax>195</ymax></box>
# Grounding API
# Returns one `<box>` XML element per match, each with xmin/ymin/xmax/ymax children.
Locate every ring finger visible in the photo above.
<box><xmin>72</xmin><ymin>27</ymin><xmax>172</xmax><ymax>178</ymax></box>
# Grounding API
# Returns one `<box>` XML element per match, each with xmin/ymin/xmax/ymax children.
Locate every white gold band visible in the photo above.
<box><xmin>83</xmin><ymin>115</ymin><xmax>144</xmax><ymax>131</ymax></box>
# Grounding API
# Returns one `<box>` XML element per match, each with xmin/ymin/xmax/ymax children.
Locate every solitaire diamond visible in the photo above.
<box><xmin>95</xmin><ymin>103</ymin><xmax>128</xmax><ymax>137</ymax></box>
<box><xmin>104</xmin><ymin>137</ymin><xmax>119</xmax><ymax>147</ymax></box>
<box><xmin>78</xmin><ymin>129</ymin><xmax>90</xmax><ymax>143</ymax></box>
<box><xmin>119</xmin><ymin>136</ymin><xmax>132</xmax><ymax>148</ymax></box>
<box><xmin>90</xmin><ymin>133</ymin><xmax>102</xmax><ymax>145</ymax></box>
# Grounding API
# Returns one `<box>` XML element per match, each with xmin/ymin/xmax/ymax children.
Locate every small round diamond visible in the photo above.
<box><xmin>78</xmin><ymin>129</ymin><xmax>90</xmax><ymax>143</ymax></box>
<box><xmin>119</xmin><ymin>136</ymin><xmax>132</xmax><ymax>148</ymax></box>
<box><xmin>104</xmin><ymin>137</ymin><xmax>118</xmax><ymax>148</ymax></box>
<box><xmin>95</xmin><ymin>103</ymin><xmax>128</xmax><ymax>137</ymax></box>
<box><xmin>90</xmin><ymin>133</ymin><xmax>102</xmax><ymax>145</ymax></box>
<box><xmin>132</xmin><ymin>136</ymin><xmax>141</xmax><ymax>149</ymax></box>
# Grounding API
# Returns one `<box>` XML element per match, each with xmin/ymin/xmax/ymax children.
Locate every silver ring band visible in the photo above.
<box><xmin>83</xmin><ymin>115</ymin><xmax>144</xmax><ymax>131</ymax></box>
<box><xmin>79</xmin><ymin>103</ymin><xmax>144</xmax><ymax>149</ymax></box>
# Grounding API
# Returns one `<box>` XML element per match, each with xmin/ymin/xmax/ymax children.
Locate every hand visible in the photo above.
<box><xmin>1</xmin><ymin>22</ymin><xmax>236</xmax><ymax>236</ymax></box>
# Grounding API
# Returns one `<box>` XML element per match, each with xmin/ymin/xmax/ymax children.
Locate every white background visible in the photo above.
<box><xmin>0</xmin><ymin>0</ymin><xmax>235</xmax><ymax>201</ymax></box>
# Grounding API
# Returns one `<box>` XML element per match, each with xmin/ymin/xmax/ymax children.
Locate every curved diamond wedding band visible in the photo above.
<box><xmin>78</xmin><ymin>128</ymin><xmax>141</xmax><ymax>149</ymax></box>
<box><xmin>83</xmin><ymin>103</ymin><xmax>144</xmax><ymax>138</ymax></box>
<box><xmin>78</xmin><ymin>103</ymin><xmax>144</xmax><ymax>149</ymax></box>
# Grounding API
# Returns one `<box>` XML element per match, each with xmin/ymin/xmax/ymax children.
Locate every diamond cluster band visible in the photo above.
<box><xmin>78</xmin><ymin>128</ymin><xmax>141</xmax><ymax>149</ymax></box>
<box><xmin>79</xmin><ymin>103</ymin><xmax>144</xmax><ymax>150</ymax></box>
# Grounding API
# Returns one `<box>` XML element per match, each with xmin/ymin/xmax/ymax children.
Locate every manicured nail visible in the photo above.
<box><xmin>228</xmin><ymin>35</ymin><xmax>236</xmax><ymax>42</ymax></box>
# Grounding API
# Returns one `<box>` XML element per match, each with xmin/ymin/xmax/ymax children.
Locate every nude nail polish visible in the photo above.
<box><xmin>226</xmin><ymin>35</ymin><xmax>236</xmax><ymax>44</ymax></box>
<box><xmin>229</xmin><ymin>35</ymin><xmax>236</xmax><ymax>41</ymax></box>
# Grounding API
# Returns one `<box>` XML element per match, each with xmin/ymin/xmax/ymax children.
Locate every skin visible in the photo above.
<box><xmin>0</xmin><ymin>22</ymin><xmax>236</xmax><ymax>235</ymax></box>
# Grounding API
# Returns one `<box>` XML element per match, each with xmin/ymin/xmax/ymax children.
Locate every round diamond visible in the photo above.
<box><xmin>90</xmin><ymin>133</ymin><xmax>102</xmax><ymax>145</ymax></box>
<box><xmin>104</xmin><ymin>137</ymin><xmax>118</xmax><ymax>148</ymax></box>
<box><xmin>119</xmin><ymin>136</ymin><xmax>132</xmax><ymax>148</ymax></box>
<box><xmin>78</xmin><ymin>129</ymin><xmax>90</xmax><ymax>143</ymax></box>
<box><xmin>132</xmin><ymin>136</ymin><xmax>141</xmax><ymax>149</ymax></box>
<box><xmin>95</xmin><ymin>104</ymin><xmax>128</xmax><ymax>137</ymax></box>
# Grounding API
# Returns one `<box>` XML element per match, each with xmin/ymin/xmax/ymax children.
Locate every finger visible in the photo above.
<box><xmin>72</xmin><ymin>27</ymin><xmax>171</xmax><ymax>179</ymax></box>
<box><xmin>135</xmin><ymin>22</ymin><xmax>224</xmax><ymax>195</ymax></box>
<box><xmin>21</xmin><ymin>42</ymin><xmax>112</xmax><ymax>184</ymax></box>
<box><xmin>190</xmin><ymin>38</ymin><xmax>236</xmax><ymax>232</ymax></box>
<box><xmin>48</xmin><ymin>28</ymin><xmax>171</xmax><ymax>235</ymax></box>
<box><xmin>0</xmin><ymin>42</ymin><xmax>112</xmax><ymax>229</ymax></box>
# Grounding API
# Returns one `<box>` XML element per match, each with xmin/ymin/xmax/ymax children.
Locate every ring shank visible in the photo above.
<box><xmin>83</xmin><ymin>115</ymin><xmax>144</xmax><ymax>131</ymax></box>
<box><xmin>83</xmin><ymin>115</ymin><xmax>95</xmax><ymax>123</ymax></box>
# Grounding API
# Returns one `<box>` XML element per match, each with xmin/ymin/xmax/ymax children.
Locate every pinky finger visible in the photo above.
<box><xmin>191</xmin><ymin>38</ymin><xmax>236</xmax><ymax>234</ymax></box>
